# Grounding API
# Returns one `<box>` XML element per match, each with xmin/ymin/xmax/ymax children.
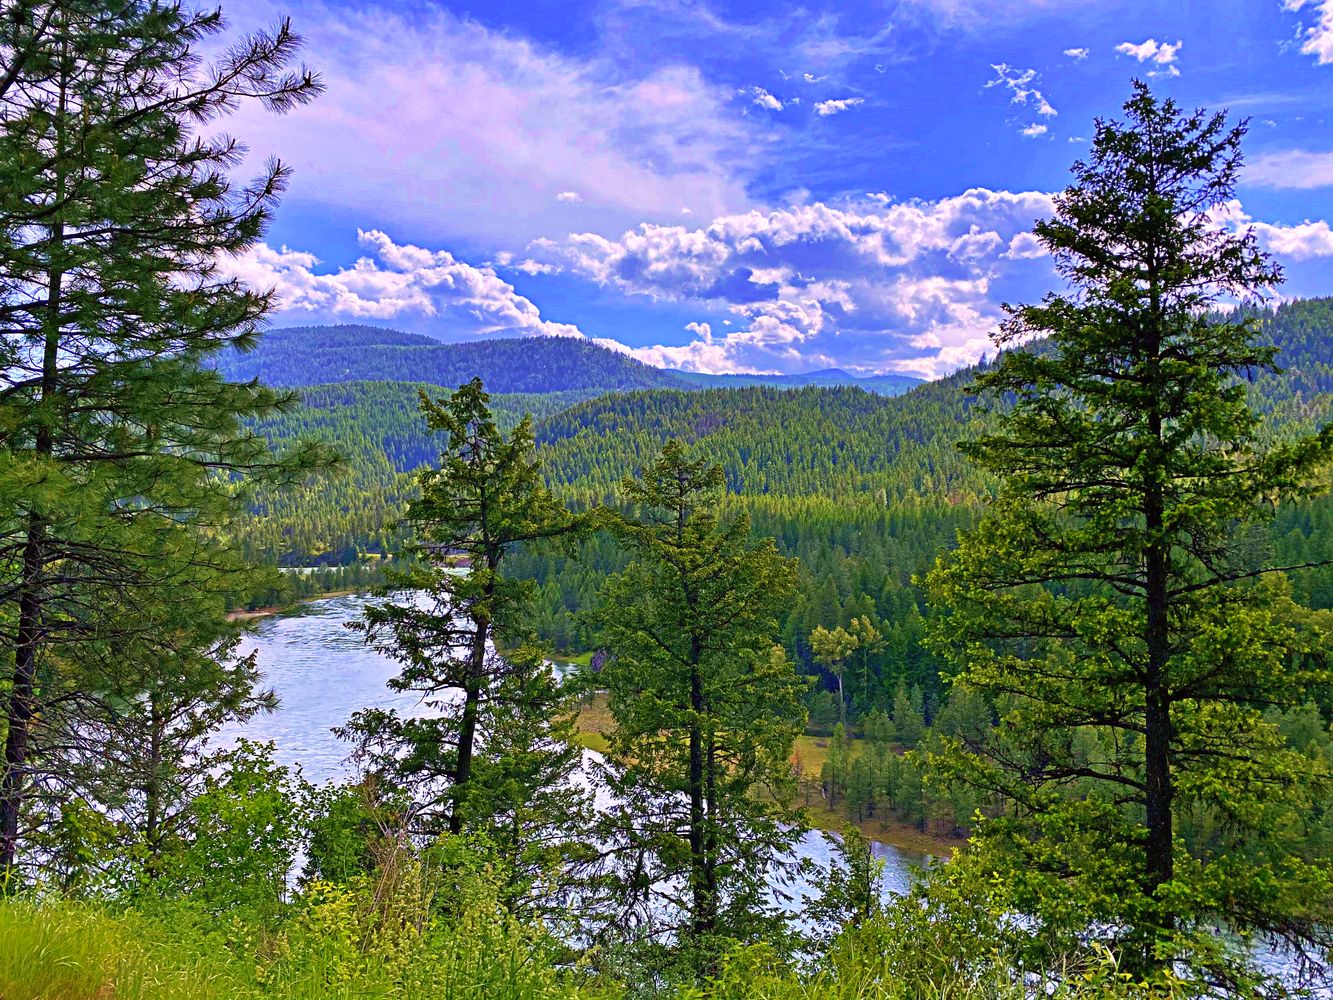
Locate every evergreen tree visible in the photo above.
<box><xmin>890</xmin><ymin>679</ymin><xmax>925</xmax><ymax>749</ymax></box>
<box><xmin>805</xmin><ymin>826</ymin><xmax>883</xmax><ymax>945</ymax></box>
<box><xmin>343</xmin><ymin>380</ymin><xmax>591</xmax><ymax>915</ymax></box>
<box><xmin>588</xmin><ymin>442</ymin><xmax>807</xmax><ymax>973</ymax></box>
<box><xmin>0</xmin><ymin>1</ymin><xmax>329</xmax><ymax>871</ymax></box>
<box><xmin>926</xmin><ymin>83</ymin><xmax>1333</xmax><ymax>991</ymax></box>
<box><xmin>39</xmin><ymin>583</ymin><xmax>277</xmax><ymax>889</ymax></box>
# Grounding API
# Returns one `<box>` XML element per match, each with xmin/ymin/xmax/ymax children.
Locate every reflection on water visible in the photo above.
<box><xmin>223</xmin><ymin>593</ymin><xmax>929</xmax><ymax>901</ymax></box>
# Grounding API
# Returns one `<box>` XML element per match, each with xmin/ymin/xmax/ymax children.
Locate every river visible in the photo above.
<box><xmin>226</xmin><ymin>592</ymin><xmax>929</xmax><ymax>904</ymax></box>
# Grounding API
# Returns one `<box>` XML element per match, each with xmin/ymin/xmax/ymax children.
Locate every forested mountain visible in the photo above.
<box><xmin>240</xmin><ymin>381</ymin><xmax>592</xmax><ymax>564</ymax></box>
<box><xmin>215</xmin><ymin>324</ymin><xmax>690</xmax><ymax>393</ymax></box>
<box><xmin>672</xmin><ymin>367</ymin><xmax>922</xmax><ymax>395</ymax></box>
<box><xmin>234</xmin><ymin>298</ymin><xmax>1333</xmax><ymax>704</ymax></box>
<box><xmin>217</xmin><ymin>323</ymin><xmax>924</xmax><ymax>396</ymax></box>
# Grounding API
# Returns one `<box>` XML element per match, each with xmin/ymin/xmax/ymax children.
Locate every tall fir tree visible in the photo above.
<box><xmin>925</xmin><ymin>83</ymin><xmax>1333</xmax><ymax>993</ymax></box>
<box><xmin>343</xmin><ymin>379</ymin><xmax>593</xmax><ymax>916</ymax></box>
<box><xmin>588</xmin><ymin>442</ymin><xmax>808</xmax><ymax>976</ymax></box>
<box><xmin>0</xmin><ymin>1</ymin><xmax>330</xmax><ymax>872</ymax></box>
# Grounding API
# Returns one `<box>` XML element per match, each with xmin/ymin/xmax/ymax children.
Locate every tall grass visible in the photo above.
<box><xmin>0</xmin><ymin>897</ymin><xmax>1172</xmax><ymax>1000</ymax></box>
<box><xmin>0</xmin><ymin>901</ymin><xmax>254</xmax><ymax>1000</ymax></box>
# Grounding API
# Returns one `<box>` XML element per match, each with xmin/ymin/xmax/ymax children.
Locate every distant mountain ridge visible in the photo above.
<box><xmin>217</xmin><ymin>324</ymin><xmax>923</xmax><ymax>397</ymax></box>
<box><xmin>216</xmin><ymin>325</ymin><xmax>684</xmax><ymax>394</ymax></box>
<box><xmin>670</xmin><ymin>367</ymin><xmax>922</xmax><ymax>394</ymax></box>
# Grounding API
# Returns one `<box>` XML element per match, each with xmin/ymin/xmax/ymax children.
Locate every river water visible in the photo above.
<box><xmin>225</xmin><ymin>593</ymin><xmax>929</xmax><ymax>903</ymax></box>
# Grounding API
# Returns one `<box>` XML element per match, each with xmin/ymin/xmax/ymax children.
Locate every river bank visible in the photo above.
<box><xmin>226</xmin><ymin>588</ymin><xmax>364</xmax><ymax>622</ymax></box>
<box><xmin>228</xmin><ymin>594</ymin><xmax>962</xmax><ymax>859</ymax></box>
<box><xmin>573</xmin><ymin>691</ymin><xmax>961</xmax><ymax>858</ymax></box>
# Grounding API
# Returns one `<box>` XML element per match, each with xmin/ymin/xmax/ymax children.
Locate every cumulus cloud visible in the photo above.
<box><xmin>986</xmin><ymin>64</ymin><xmax>1058</xmax><ymax>118</ymax></box>
<box><xmin>1063</xmin><ymin>47</ymin><xmax>1089</xmax><ymax>59</ymax></box>
<box><xmin>803</xmin><ymin>72</ymin><xmax>828</xmax><ymax>83</ymax></box>
<box><xmin>1247</xmin><ymin>149</ymin><xmax>1333</xmax><ymax>189</ymax></box>
<box><xmin>814</xmin><ymin>96</ymin><xmax>866</xmax><ymax>117</ymax></box>
<box><xmin>512</xmin><ymin>259</ymin><xmax>562</xmax><ymax>276</ymax></box>
<box><xmin>1253</xmin><ymin>219</ymin><xmax>1333</xmax><ymax>259</ymax></box>
<box><xmin>1209</xmin><ymin>200</ymin><xmax>1333</xmax><ymax>261</ymax></box>
<box><xmin>556</xmin><ymin>191</ymin><xmax>583</xmax><ymax>203</ymax></box>
<box><xmin>1020</xmin><ymin>123</ymin><xmax>1049</xmax><ymax>137</ymax></box>
<box><xmin>1004</xmin><ymin>232</ymin><xmax>1047</xmax><ymax>259</ymax></box>
<box><xmin>228</xmin><ymin>229</ymin><xmax>584</xmax><ymax>336</ymax></box>
<box><xmin>529</xmin><ymin>188</ymin><xmax>1058</xmax><ymax>375</ymax></box>
<box><xmin>1283</xmin><ymin>0</ymin><xmax>1333</xmax><ymax>64</ymax></box>
<box><xmin>1116</xmin><ymin>38</ymin><xmax>1181</xmax><ymax>63</ymax></box>
<box><xmin>746</xmin><ymin>86</ymin><xmax>785</xmax><ymax>111</ymax></box>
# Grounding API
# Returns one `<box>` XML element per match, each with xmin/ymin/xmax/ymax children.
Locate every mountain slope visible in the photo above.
<box><xmin>217</xmin><ymin>324</ymin><xmax>923</xmax><ymax>396</ymax></box>
<box><xmin>217</xmin><ymin>325</ymin><xmax>690</xmax><ymax>393</ymax></box>
<box><xmin>670</xmin><ymin>367</ymin><xmax>921</xmax><ymax>395</ymax></box>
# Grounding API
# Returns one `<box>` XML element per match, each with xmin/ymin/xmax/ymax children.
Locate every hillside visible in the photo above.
<box><xmin>232</xmin><ymin>300</ymin><xmax>1333</xmax><ymax>627</ymax></box>
<box><xmin>672</xmin><ymin>367</ymin><xmax>921</xmax><ymax>395</ymax></box>
<box><xmin>217</xmin><ymin>323</ymin><xmax>924</xmax><ymax>396</ymax></box>
<box><xmin>216</xmin><ymin>325</ymin><xmax>689</xmax><ymax>393</ymax></box>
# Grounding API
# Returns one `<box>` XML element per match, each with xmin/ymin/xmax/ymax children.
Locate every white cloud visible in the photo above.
<box><xmin>512</xmin><ymin>259</ymin><xmax>562</xmax><ymax>276</ymax></box>
<box><xmin>532</xmin><ymin>188</ymin><xmax>1058</xmax><ymax>375</ymax></box>
<box><xmin>747</xmin><ymin>85</ymin><xmax>785</xmax><ymax>111</ymax></box>
<box><xmin>1283</xmin><ymin>0</ymin><xmax>1333</xmax><ymax>64</ymax></box>
<box><xmin>222</xmin><ymin>1</ymin><xmax>758</xmax><ymax>244</ymax></box>
<box><xmin>814</xmin><ymin>96</ymin><xmax>866</xmax><ymax>117</ymax></box>
<box><xmin>803</xmin><ymin>72</ymin><xmax>828</xmax><ymax>83</ymax></box>
<box><xmin>1063</xmin><ymin>47</ymin><xmax>1089</xmax><ymax>60</ymax></box>
<box><xmin>1116</xmin><ymin>38</ymin><xmax>1182</xmax><ymax>65</ymax></box>
<box><xmin>1248</xmin><ymin>149</ymin><xmax>1333</xmax><ymax>189</ymax></box>
<box><xmin>1020</xmin><ymin>123</ymin><xmax>1049</xmax><ymax>137</ymax></box>
<box><xmin>555</xmin><ymin>191</ymin><xmax>583</xmax><ymax>203</ymax></box>
<box><xmin>1208</xmin><ymin>199</ymin><xmax>1333</xmax><ymax>261</ymax></box>
<box><xmin>1004</xmin><ymin>232</ymin><xmax>1047</xmax><ymax>259</ymax></box>
<box><xmin>986</xmin><ymin>64</ymin><xmax>1058</xmax><ymax>118</ymax></box>
<box><xmin>228</xmin><ymin>229</ymin><xmax>584</xmax><ymax>336</ymax></box>
<box><xmin>1253</xmin><ymin>219</ymin><xmax>1333</xmax><ymax>259</ymax></box>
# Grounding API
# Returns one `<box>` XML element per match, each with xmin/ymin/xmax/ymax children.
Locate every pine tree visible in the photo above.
<box><xmin>588</xmin><ymin>442</ymin><xmax>807</xmax><ymax>974</ymax></box>
<box><xmin>38</xmin><ymin>581</ymin><xmax>276</xmax><ymax>888</ymax></box>
<box><xmin>0</xmin><ymin>2</ymin><xmax>329</xmax><ymax>871</ymax></box>
<box><xmin>343</xmin><ymin>380</ymin><xmax>591</xmax><ymax>915</ymax></box>
<box><xmin>926</xmin><ymin>83</ymin><xmax>1333</xmax><ymax>991</ymax></box>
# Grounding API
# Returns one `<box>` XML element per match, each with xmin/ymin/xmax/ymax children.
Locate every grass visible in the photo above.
<box><xmin>0</xmin><ymin>901</ymin><xmax>253</xmax><ymax>1000</ymax></box>
<box><xmin>0</xmin><ymin>896</ymin><xmax>600</xmax><ymax>1000</ymax></box>
<box><xmin>0</xmin><ymin>897</ymin><xmax>1157</xmax><ymax>1000</ymax></box>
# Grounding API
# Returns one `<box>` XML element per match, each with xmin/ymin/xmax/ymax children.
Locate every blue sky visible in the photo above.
<box><xmin>221</xmin><ymin>0</ymin><xmax>1333</xmax><ymax>377</ymax></box>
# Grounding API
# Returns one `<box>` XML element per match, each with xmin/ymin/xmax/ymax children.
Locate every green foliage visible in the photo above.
<box><xmin>0</xmin><ymin>0</ymin><xmax>333</xmax><ymax>871</ymax></box>
<box><xmin>925</xmin><ymin>83</ymin><xmax>1333</xmax><ymax>993</ymax></box>
<box><xmin>342</xmin><ymin>380</ymin><xmax>593</xmax><ymax>918</ymax></box>
<box><xmin>588</xmin><ymin>443</ymin><xmax>809</xmax><ymax>971</ymax></box>
<box><xmin>153</xmin><ymin>741</ymin><xmax>307</xmax><ymax>918</ymax></box>
<box><xmin>804</xmin><ymin>827</ymin><xmax>885</xmax><ymax>943</ymax></box>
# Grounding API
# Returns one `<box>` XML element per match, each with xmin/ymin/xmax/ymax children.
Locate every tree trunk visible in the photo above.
<box><xmin>1141</xmin><ymin>264</ymin><xmax>1175</xmax><ymax>957</ymax></box>
<box><xmin>144</xmin><ymin>699</ymin><xmax>165</xmax><ymax>867</ymax></box>
<box><xmin>687</xmin><ymin>641</ymin><xmax>712</xmax><ymax>939</ymax></box>
<box><xmin>451</xmin><ymin>612</ymin><xmax>488</xmax><ymax>836</ymax></box>
<box><xmin>0</xmin><ymin>132</ymin><xmax>64</xmax><ymax>870</ymax></box>
<box><xmin>0</xmin><ymin>526</ymin><xmax>46</xmax><ymax>871</ymax></box>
